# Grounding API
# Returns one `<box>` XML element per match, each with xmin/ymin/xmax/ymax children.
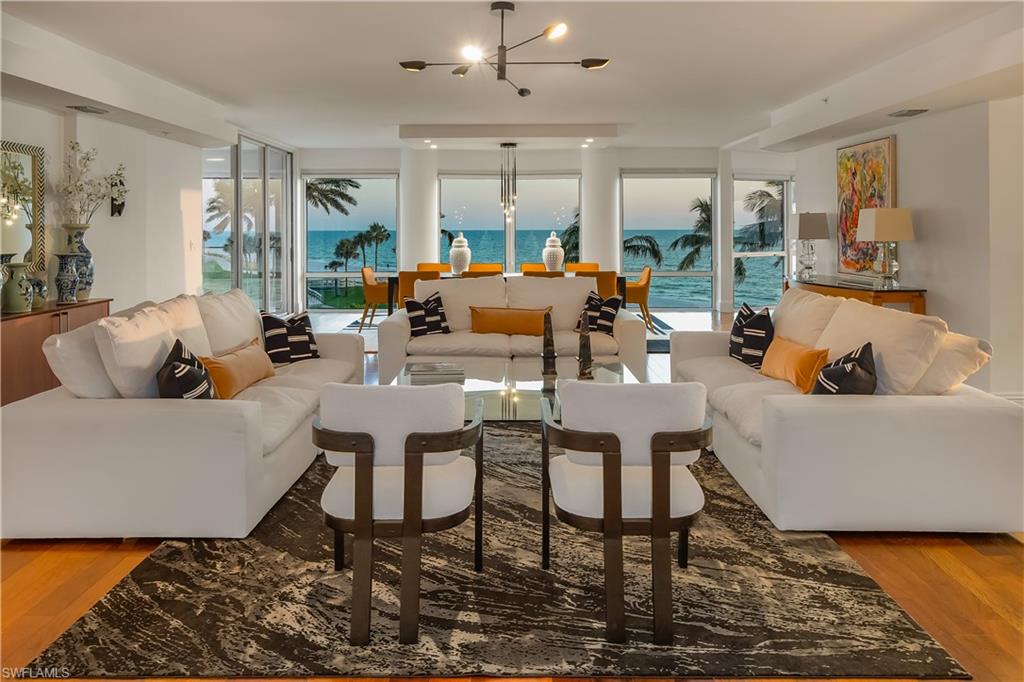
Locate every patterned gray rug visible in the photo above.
<box><xmin>27</xmin><ymin>422</ymin><xmax>967</xmax><ymax>678</ymax></box>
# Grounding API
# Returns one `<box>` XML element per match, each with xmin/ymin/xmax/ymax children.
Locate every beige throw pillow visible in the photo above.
<box><xmin>911</xmin><ymin>332</ymin><xmax>992</xmax><ymax>395</ymax></box>
<box><xmin>771</xmin><ymin>287</ymin><xmax>844</xmax><ymax>348</ymax></box>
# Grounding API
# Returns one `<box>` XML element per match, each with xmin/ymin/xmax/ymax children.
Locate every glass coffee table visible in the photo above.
<box><xmin>390</xmin><ymin>356</ymin><xmax>642</xmax><ymax>421</ymax></box>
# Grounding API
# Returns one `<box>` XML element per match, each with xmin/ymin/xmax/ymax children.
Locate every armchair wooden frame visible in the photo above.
<box><xmin>540</xmin><ymin>398</ymin><xmax>712</xmax><ymax>645</ymax></box>
<box><xmin>313</xmin><ymin>400</ymin><xmax>485</xmax><ymax>646</ymax></box>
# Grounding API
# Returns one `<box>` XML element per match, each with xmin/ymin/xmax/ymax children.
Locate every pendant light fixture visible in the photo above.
<box><xmin>500</xmin><ymin>143</ymin><xmax>517</xmax><ymax>225</ymax></box>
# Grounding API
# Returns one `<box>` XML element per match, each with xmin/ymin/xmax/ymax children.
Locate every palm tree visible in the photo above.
<box><xmin>560</xmin><ymin>210</ymin><xmax>580</xmax><ymax>262</ymax></box>
<box><xmin>352</xmin><ymin>231</ymin><xmax>370</xmax><ymax>267</ymax></box>
<box><xmin>328</xmin><ymin>238</ymin><xmax>359</xmax><ymax>292</ymax></box>
<box><xmin>670</xmin><ymin>197</ymin><xmax>712</xmax><ymax>271</ymax></box>
<box><xmin>366</xmin><ymin>222</ymin><xmax>391</xmax><ymax>270</ymax></box>
<box><xmin>307</xmin><ymin>178</ymin><xmax>361</xmax><ymax>215</ymax></box>
<box><xmin>623</xmin><ymin>234</ymin><xmax>663</xmax><ymax>268</ymax></box>
<box><xmin>735</xmin><ymin>180</ymin><xmax>785</xmax><ymax>282</ymax></box>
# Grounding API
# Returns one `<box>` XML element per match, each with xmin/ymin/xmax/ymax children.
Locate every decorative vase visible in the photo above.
<box><xmin>29</xmin><ymin>277</ymin><xmax>48</xmax><ymax>309</ymax></box>
<box><xmin>449</xmin><ymin>232</ymin><xmax>472</xmax><ymax>275</ymax></box>
<box><xmin>63</xmin><ymin>223</ymin><xmax>94</xmax><ymax>300</ymax></box>
<box><xmin>542</xmin><ymin>231</ymin><xmax>565</xmax><ymax>272</ymax></box>
<box><xmin>55</xmin><ymin>253</ymin><xmax>81</xmax><ymax>305</ymax></box>
<box><xmin>0</xmin><ymin>253</ymin><xmax>15</xmax><ymax>290</ymax></box>
<box><xmin>2</xmin><ymin>262</ymin><xmax>33</xmax><ymax>313</ymax></box>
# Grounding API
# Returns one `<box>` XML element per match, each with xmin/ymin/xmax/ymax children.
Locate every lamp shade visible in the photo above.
<box><xmin>857</xmin><ymin>208</ymin><xmax>914</xmax><ymax>242</ymax></box>
<box><xmin>797</xmin><ymin>212</ymin><xmax>830</xmax><ymax>240</ymax></box>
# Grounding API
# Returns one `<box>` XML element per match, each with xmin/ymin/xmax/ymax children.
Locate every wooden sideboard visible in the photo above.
<box><xmin>784</xmin><ymin>276</ymin><xmax>927</xmax><ymax>314</ymax></box>
<box><xmin>1</xmin><ymin>298</ymin><xmax>112</xmax><ymax>406</ymax></box>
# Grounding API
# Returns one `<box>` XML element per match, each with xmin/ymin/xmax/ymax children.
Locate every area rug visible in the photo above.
<box><xmin>26</xmin><ymin>423</ymin><xmax>967</xmax><ymax>678</ymax></box>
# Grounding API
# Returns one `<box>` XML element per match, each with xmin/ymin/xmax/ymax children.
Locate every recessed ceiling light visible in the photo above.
<box><xmin>207</xmin><ymin>157</ymin><xmax>226</xmax><ymax>162</ymax></box>
<box><xmin>580</xmin><ymin>143</ymin><xmax>589</xmax><ymax>148</ymax></box>
<box><xmin>585</xmin><ymin>138</ymin><xmax>594</xmax><ymax>143</ymax></box>
<box><xmin>430</xmin><ymin>144</ymin><xmax>438</xmax><ymax>149</ymax></box>
<box><xmin>424</xmin><ymin>139</ymin><xmax>431</xmax><ymax>143</ymax></box>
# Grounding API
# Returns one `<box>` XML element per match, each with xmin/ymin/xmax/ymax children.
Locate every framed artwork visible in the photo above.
<box><xmin>836</xmin><ymin>136</ymin><xmax>896</xmax><ymax>276</ymax></box>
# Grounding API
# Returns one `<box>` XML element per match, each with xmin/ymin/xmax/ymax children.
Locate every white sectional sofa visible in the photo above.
<box><xmin>1</xmin><ymin>289</ymin><xmax>364</xmax><ymax>539</ymax></box>
<box><xmin>378</xmin><ymin>275</ymin><xmax>648</xmax><ymax>384</ymax></box>
<box><xmin>671</xmin><ymin>289</ymin><xmax>1023</xmax><ymax>532</ymax></box>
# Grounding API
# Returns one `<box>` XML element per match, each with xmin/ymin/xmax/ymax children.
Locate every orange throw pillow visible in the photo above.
<box><xmin>760</xmin><ymin>336</ymin><xmax>829</xmax><ymax>394</ymax></box>
<box><xmin>198</xmin><ymin>339</ymin><xmax>275</xmax><ymax>399</ymax></box>
<box><xmin>470</xmin><ymin>306</ymin><xmax>552</xmax><ymax>336</ymax></box>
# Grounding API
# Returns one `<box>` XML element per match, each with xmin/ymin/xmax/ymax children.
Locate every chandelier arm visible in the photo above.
<box><xmin>504</xmin><ymin>32</ymin><xmax>546</xmax><ymax>52</ymax></box>
<box><xmin>504</xmin><ymin>61</ymin><xmax>583</xmax><ymax>65</ymax></box>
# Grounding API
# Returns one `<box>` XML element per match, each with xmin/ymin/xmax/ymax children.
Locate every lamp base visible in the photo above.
<box><xmin>797</xmin><ymin>240</ymin><xmax>817</xmax><ymax>281</ymax></box>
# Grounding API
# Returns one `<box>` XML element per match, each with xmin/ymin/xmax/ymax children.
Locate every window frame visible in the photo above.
<box><xmin>731</xmin><ymin>174</ymin><xmax>793</xmax><ymax>308</ymax></box>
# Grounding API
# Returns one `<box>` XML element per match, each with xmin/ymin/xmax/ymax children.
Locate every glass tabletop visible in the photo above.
<box><xmin>391</xmin><ymin>356</ymin><xmax>642</xmax><ymax>421</ymax></box>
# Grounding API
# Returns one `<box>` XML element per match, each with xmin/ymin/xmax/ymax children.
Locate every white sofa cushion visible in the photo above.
<box><xmin>506</xmin><ymin>276</ymin><xmax>595</xmax><ymax>331</ymax></box>
<box><xmin>41</xmin><ymin>300</ymin><xmax>155</xmax><ymax>399</ymax></box>
<box><xmin>559</xmin><ymin>381</ymin><xmax>706</xmax><ymax>466</ymax></box>
<box><xmin>257</xmin><ymin>358</ymin><xmax>357</xmax><ymax>392</ymax></box>
<box><xmin>321</xmin><ymin>456</ymin><xmax>475</xmax><ymax>521</ymax></box>
<box><xmin>815</xmin><ymin>298</ymin><xmax>948</xmax><ymax>395</ymax></box>
<box><xmin>233</xmin><ymin>385</ymin><xmax>318</xmax><ymax>455</ymax></box>
<box><xmin>509</xmin><ymin>330</ymin><xmax>618</xmax><ymax>357</ymax></box>
<box><xmin>708</xmin><ymin>379</ymin><xmax>800</xmax><ymax>446</ymax></box>
<box><xmin>549</xmin><ymin>455</ymin><xmax>705</xmax><ymax>519</ymax></box>
<box><xmin>911</xmin><ymin>332</ymin><xmax>992</xmax><ymax>395</ymax></box>
<box><xmin>771</xmin><ymin>288</ymin><xmax>844</xmax><ymax>348</ymax></box>
<box><xmin>195</xmin><ymin>288</ymin><xmax>262</xmax><ymax>355</ymax></box>
<box><xmin>414</xmin><ymin>276</ymin><xmax>506</xmax><ymax>332</ymax></box>
<box><xmin>674</xmin><ymin>355</ymin><xmax>771</xmax><ymax>394</ymax></box>
<box><xmin>156</xmin><ymin>295</ymin><xmax>213</xmax><ymax>357</ymax></box>
<box><xmin>93</xmin><ymin>307</ymin><xmax>177</xmax><ymax>399</ymax></box>
<box><xmin>407</xmin><ymin>330</ymin><xmax>510</xmax><ymax>357</ymax></box>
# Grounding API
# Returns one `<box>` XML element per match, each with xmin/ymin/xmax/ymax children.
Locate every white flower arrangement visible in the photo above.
<box><xmin>58</xmin><ymin>141</ymin><xmax>130</xmax><ymax>224</ymax></box>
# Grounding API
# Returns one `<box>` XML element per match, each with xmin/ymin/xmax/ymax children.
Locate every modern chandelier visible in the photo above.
<box><xmin>500</xmin><ymin>143</ymin><xmax>516</xmax><ymax>226</ymax></box>
<box><xmin>399</xmin><ymin>1</ymin><xmax>610</xmax><ymax>98</ymax></box>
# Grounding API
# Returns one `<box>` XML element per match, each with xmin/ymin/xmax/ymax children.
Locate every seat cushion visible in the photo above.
<box><xmin>156</xmin><ymin>295</ymin><xmax>213</xmax><ymax>357</ymax></box>
<box><xmin>233</xmin><ymin>385</ymin><xmax>319</xmax><ymax>455</ymax></box>
<box><xmin>509</xmin><ymin>330</ymin><xmax>618</xmax><ymax>357</ymax></box>
<box><xmin>195</xmin><ymin>288</ymin><xmax>262</xmax><ymax>355</ymax></box>
<box><xmin>771</xmin><ymin>288</ymin><xmax>844</xmax><ymax>348</ymax></box>
<box><xmin>506</xmin><ymin>276</ymin><xmax>594</xmax><ymax>331</ymax></box>
<box><xmin>708</xmin><ymin>379</ymin><xmax>800</xmax><ymax>446</ymax></box>
<box><xmin>407</xmin><ymin>330</ymin><xmax>510</xmax><ymax>357</ymax></box>
<box><xmin>257</xmin><ymin>358</ymin><xmax>357</xmax><ymax>391</ymax></box>
<box><xmin>549</xmin><ymin>455</ymin><xmax>705</xmax><ymax>519</ymax></box>
<box><xmin>674</xmin><ymin>356</ymin><xmax>771</xmax><ymax>394</ymax></box>
<box><xmin>321</xmin><ymin>456</ymin><xmax>476</xmax><ymax>521</ymax></box>
<box><xmin>414</xmin><ymin>276</ymin><xmax>507</xmax><ymax>332</ymax></box>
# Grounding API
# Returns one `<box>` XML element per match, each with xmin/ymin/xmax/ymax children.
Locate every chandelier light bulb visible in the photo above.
<box><xmin>544</xmin><ymin>22</ymin><xmax>568</xmax><ymax>40</ymax></box>
<box><xmin>461</xmin><ymin>45</ymin><xmax>484</xmax><ymax>62</ymax></box>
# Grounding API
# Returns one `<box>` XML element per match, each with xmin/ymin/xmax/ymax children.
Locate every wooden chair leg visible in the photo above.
<box><xmin>603</xmin><ymin>531</ymin><xmax>626</xmax><ymax>643</ymax></box>
<box><xmin>651</xmin><ymin>461</ymin><xmax>674</xmax><ymax>645</ymax></box>
<box><xmin>474</xmin><ymin>436</ymin><xmax>484</xmax><ymax>572</ymax></box>
<box><xmin>350</xmin><ymin>532</ymin><xmax>373</xmax><ymax>645</ymax></box>
<box><xmin>541</xmin><ymin>432</ymin><xmax>551</xmax><ymax>570</ymax></box>
<box><xmin>334</xmin><ymin>528</ymin><xmax>346</xmax><ymax>570</ymax></box>
<box><xmin>358</xmin><ymin>304</ymin><xmax>370</xmax><ymax>333</ymax></box>
<box><xmin>678</xmin><ymin>526</ymin><xmax>689</xmax><ymax>568</ymax></box>
<box><xmin>399</xmin><ymin>531</ymin><xmax>422</xmax><ymax>644</ymax></box>
<box><xmin>368</xmin><ymin>304</ymin><xmax>378</xmax><ymax>327</ymax></box>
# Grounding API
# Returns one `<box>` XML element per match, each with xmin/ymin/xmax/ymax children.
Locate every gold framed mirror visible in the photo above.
<box><xmin>1</xmin><ymin>140</ymin><xmax>46</xmax><ymax>272</ymax></box>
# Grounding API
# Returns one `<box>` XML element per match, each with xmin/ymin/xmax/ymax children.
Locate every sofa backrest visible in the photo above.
<box><xmin>196</xmin><ymin>288</ymin><xmax>262</xmax><ymax>355</ymax></box>
<box><xmin>507</xmin><ymin>276</ymin><xmax>595</xmax><ymax>331</ymax></box>
<box><xmin>771</xmin><ymin>288</ymin><xmax>843</xmax><ymax>348</ymax></box>
<box><xmin>414</xmin><ymin>275</ymin><xmax>506</xmax><ymax>331</ymax></box>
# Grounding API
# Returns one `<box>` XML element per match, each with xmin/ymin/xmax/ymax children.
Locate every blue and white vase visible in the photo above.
<box><xmin>63</xmin><ymin>223</ymin><xmax>94</xmax><ymax>300</ymax></box>
<box><xmin>2</xmin><ymin>262</ymin><xmax>33</xmax><ymax>313</ymax></box>
<box><xmin>29</xmin><ymin>277</ymin><xmax>48</xmax><ymax>309</ymax></box>
<box><xmin>0</xmin><ymin>253</ymin><xmax>15</xmax><ymax>290</ymax></box>
<box><xmin>55</xmin><ymin>253</ymin><xmax>81</xmax><ymax>305</ymax></box>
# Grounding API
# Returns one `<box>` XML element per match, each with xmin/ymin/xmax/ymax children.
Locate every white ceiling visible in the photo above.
<box><xmin>2</xmin><ymin>1</ymin><xmax>1008</xmax><ymax>149</ymax></box>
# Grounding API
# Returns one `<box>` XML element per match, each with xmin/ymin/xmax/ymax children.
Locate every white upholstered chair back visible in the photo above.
<box><xmin>319</xmin><ymin>383</ymin><xmax>465</xmax><ymax>466</ymax></box>
<box><xmin>558</xmin><ymin>381</ymin><xmax>706</xmax><ymax>466</ymax></box>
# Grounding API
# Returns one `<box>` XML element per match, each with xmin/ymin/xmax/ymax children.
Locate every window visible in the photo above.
<box><xmin>240</xmin><ymin>139</ymin><xmax>264</xmax><ymax>310</ymax></box>
<box><xmin>201</xmin><ymin>147</ymin><xmax>234</xmax><ymax>296</ymax></box>
<box><xmin>733</xmin><ymin>178</ymin><xmax>788</xmax><ymax>308</ymax></box>
<box><xmin>304</xmin><ymin>175</ymin><xmax>398</xmax><ymax>310</ymax></box>
<box><xmin>266</xmin><ymin>148</ymin><xmax>290</xmax><ymax>313</ymax></box>
<box><xmin>514</xmin><ymin>176</ymin><xmax>580</xmax><ymax>266</ymax></box>
<box><xmin>439</xmin><ymin>177</ymin><xmax>504</xmax><ymax>269</ymax></box>
<box><xmin>621</xmin><ymin>175</ymin><xmax>715</xmax><ymax>309</ymax></box>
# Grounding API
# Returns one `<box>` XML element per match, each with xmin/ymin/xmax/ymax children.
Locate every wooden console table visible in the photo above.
<box><xmin>1</xmin><ymin>298</ymin><xmax>112</xmax><ymax>405</ymax></box>
<box><xmin>785</xmin><ymin>276</ymin><xmax>926</xmax><ymax>314</ymax></box>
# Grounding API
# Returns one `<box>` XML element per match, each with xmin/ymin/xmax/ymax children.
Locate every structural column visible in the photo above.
<box><xmin>714</xmin><ymin>150</ymin><xmax>735</xmax><ymax>313</ymax></box>
<box><xmin>399</xmin><ymin>147</ymin><xmax>439</xmax><ymax>270</ymax></box>
<box><xmin>580</xmin><ymin>147</ymin><xmax>620</xmax><ymax>270</ymax></box>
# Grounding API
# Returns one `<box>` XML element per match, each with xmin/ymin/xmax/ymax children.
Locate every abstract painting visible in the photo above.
<box><xmin>836</xmin><ymin>136</ymin><xmax>896</xmax><ymax>275</ymax></box>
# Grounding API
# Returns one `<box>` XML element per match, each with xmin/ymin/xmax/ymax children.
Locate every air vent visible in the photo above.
<box><xmin>889</xmin><ymin>109</ymin><xmax>928</xmax><ymax>118</ymax></box>
<box><xmin>66</xmin><ymin>105</ymin><xmax>109</xmax><ymax>115</ymax></box>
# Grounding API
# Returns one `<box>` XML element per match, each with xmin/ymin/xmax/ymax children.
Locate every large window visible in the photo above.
<box><xmin>305</xmin><ymin>175</ymin><xmax>398</xmax><ymax>310</ymax></box>
<box><xmin>439</xmin><ymin>177</ymin><xmax>504</xmax><ymax>268</ymax></box>
<box><xmin>201</xmin><ymin>147</ymin><xmax>234</xmax><ymax>296</ymax></box>
<box><xmin>733</xmin><ymin>178</ymin><xmax>788</xmax><ymax>308</ymax></box>
<box><xmin>514</xmin><ymin>176</ymin><xmax>580</xmax><ymax>266</ymax></box>
<box><xmin>621</xmin><ymin>174</ymin><xmax>715</xmax><ymax>308</ymax></box>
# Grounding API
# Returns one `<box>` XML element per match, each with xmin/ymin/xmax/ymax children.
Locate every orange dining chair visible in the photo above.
<box><xmin>359</xmin><ymin>267</ymin><xmax>390</xmax><ymax>332</ymax></box>
<box><xmin>523</xmin><ymin>270</ymin><xmax>565</xmax><ymax>278</ymax></box>
<box><xmin>417</xmin><ymin>262</ymin><xmax>452</xmax><ymax>273</ymax></box>
<box><xmin>468</xmin><ymin>263</ymin><xmax>504</xmax><ymax>273</ymax></box>
<box><xmin>566</xmin><ymin>262</ymin><xmax>600</xmax><ymax>273</ymax></box>
<box><xmin>626</xmin><ymin>266</ymin><xmax>656</xmax><ymax>332</ymax></box>
<box><xmin>595</xmin><ymin>271</ymin><xmax>620</xmax><ymax>299</ymax></box>
<box><xmin>520</xmin><ymin>263</ymin><xmax>547</xmax><ymax>273</ymax></box>
<box><xmin>459</xmin><ymin>271</ymin><xmax>504</xmax><ymax>279</ymax></box>
<box><xmin>397</xmin><ymin>270</ymin><xmax>441</xmax><ymax>305</ymax></box>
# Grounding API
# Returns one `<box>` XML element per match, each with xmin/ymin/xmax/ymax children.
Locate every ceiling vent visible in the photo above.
<box><xmin>889</xmin><ymin>109</ymin><xmax>928</xmax><ymax>118</ymax></box>
<box><xmin>66</xmin><ymin>105</ymin><xmax>109</xmax><ymax>115</ymax></box>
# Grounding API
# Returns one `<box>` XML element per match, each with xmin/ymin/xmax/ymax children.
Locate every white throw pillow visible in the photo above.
<box><xmin>771</xmin><ymin>287</ymin><xmax>844</xmax><ymax>348</ymax></box>
<box><xmin>41</xmin><ymin>301</ymin><xmax>155</xmax><ymax>399</ymax></box>
<box><xmin>156</xmin><ymin>295</ymin><xmax>213</xmax><ymax>357</ymax></box>
<box><xmin>413</xmin><ymin>276</ymin><xmax>507</xmax><ymax>332</ymax></box>
<box><xmin>195</xmin><ymin>288</ymin><xmax>262</xmax><ymax>355</ymax></box>
<box><xmin>506</xmin><ymin>276</ymin><xmax>595</xmax><ymax>331</ymax></box>
<box><xmin>911</xmin><ymin>332</ymin><xmax>992</xmax><ymax>395</ymax></box>
<box><xmin>815</xmin><ymin>298</ymin><xmax>948</xmax><ymax>395</ymax></box>
<box><xmin>93</xmin><ymin>306</ymin><xmax>177</xmax><ymax>398</ymax></box>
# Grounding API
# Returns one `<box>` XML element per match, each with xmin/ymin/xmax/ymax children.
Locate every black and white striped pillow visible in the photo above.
<box><xmin>157</xmin><ymin>339</ymin><xmax>214</xmax><ymax>399</ymax></box>
<box><xmin>261</xmin><ymin>312</ymin><xmax>320</xmax><ymax>365</ymax></box>
<box><xmin>729</xmin><ymin>302</ymin><xmax>774</xmax><ymax>369</ymax></box>
<box><xmin>813</xmin><ymin>342</ymin><xmax>877</xmax><ymax>395</ymax></box>
<box><xmin>405</xmin><ymin>292</ymin><xmax>450</xmax><ymax>337</ymax></box>
<box><xmin>575</xmin><ymin>291</ymin><xmax>622</xmax><ymax>336</ymax></box>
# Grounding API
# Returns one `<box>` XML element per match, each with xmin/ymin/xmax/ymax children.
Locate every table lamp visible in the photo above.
<box><xmin>795</xmin><ymin>212</ymin><xmax>830</xmax><ymax>281</ymax></box>
<box><xmin>856</xmin><ymin>207</ymin><xmax>914</xmax><ymax>287</ymax></box>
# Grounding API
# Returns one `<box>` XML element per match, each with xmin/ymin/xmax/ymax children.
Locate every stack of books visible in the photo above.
<box><xmin>406</xmin><ymin>362</ymin><xmax>465</xmax><ymax>385</ymax></box>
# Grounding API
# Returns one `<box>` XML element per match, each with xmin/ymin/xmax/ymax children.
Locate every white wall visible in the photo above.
<box><xmin>145</xmin><ymin>135</ymin><xmax>203</xmax><ymax>301</ymax></box>
<box><xmin>795</xmin><ymin>100</ymin><xmax>1023</xmax><ymax>395</ymax></box>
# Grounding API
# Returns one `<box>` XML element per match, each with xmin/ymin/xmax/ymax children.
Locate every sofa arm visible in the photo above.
<box><xmin>613</xmin><ymin>308</ymin><xmax>647</xmax><ymax>381</ymax></box>
<box><xmin>670</xmin><ymin>331</ymin><xmax>731</xmax><ymax>381</ymax></box>
<box><xmin>760</xmin><ymin>390</ymin><xmax>1024</xmax><ymax>531</ymax></box>
<box><xmin>1</xmin><ymin>388</ymin><xmax>264</xmax><ymax>538</ymax></box>
<box><xmin>378</xmin><ymin>309</ymin><xmax>412</xmax><ymax>384</ymax></box>
<box><xmin>316</xmin><ymin>332</ymin><xmax>365</xmax><ymax>383</ymax></box>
